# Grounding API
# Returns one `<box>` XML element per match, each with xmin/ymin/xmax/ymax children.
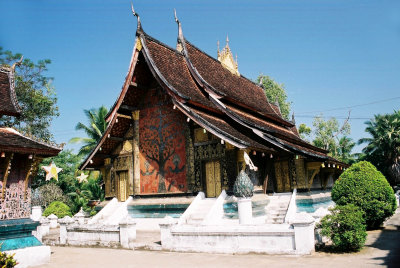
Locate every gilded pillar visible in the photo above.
<box><xmin>132</xmin><ymin>110</ymin><xmax>140</xmax><ymax>194</ymax></box>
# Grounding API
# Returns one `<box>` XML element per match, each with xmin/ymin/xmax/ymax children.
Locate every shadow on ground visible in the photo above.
<box><xmin>369</xmin><ymin>226</ymin><xmax>400</xmax><ymax>267</ymax></box>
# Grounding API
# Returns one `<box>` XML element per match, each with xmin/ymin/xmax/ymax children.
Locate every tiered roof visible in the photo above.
<box><xmin>0</xmin><ymin>67</ymin><xmax>21</xmax><ymax>116</ymax></box>
<box><xmin>81</xmin><ymin>9</ymin><xmax>337</xmax><ymax>169</ymax></box>
<box><xmin>0</xmin><ymin>65</ymin><xmax>61</xmax><ymax>156</ymax></box>
<box><xmin>0</xmin><ymin>128</ymin><xmax>61</xmax><ymax>156</ymax></box>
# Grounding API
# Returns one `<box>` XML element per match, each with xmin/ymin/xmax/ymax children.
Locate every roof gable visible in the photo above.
<box><xmin>0</xmin><ymin>67</ymin><xmax>21</xmax><ymax>117</ymax></box>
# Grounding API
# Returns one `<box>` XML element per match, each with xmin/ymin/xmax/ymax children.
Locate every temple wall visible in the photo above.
<box><xmin>0</xmin><ymin>155</ymin><xmax>31</xmax><ymax>220</ymax></box>
<box><xmin>139</xmin><ymin>88</ymin><xmax>187</xmax><ymax>194</ymax></box>
<box><xmin>294</xmin><ymin>158</ymin><xmax>307</xmax><ymax>189</ymax></box>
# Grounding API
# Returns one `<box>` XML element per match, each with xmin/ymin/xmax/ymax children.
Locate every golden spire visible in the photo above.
<box><xmin>217</xmin><ymin>34</ymin><xmax>239</xmax><ymax>76</ymax></box>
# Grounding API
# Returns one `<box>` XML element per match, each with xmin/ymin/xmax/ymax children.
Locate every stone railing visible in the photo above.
<box><xmin>285</xmin><ymin>188</ymin><xmax>297</xmax><ymax>223</ymax></box>
<box><xmin>178</xmin><ymin>192</ymin><xmax>205</xmax><ymax>225</ymax></box>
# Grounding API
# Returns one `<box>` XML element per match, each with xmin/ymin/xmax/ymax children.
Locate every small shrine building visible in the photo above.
<box><xmin>0</xmin><ymin>64</ymin><xmax>61</xmax><ymax>251</ymax></box>
<box><xmin>81</xmin><ymin>11</ymin><xmax>345</xmax><ymax>201</ymax></box>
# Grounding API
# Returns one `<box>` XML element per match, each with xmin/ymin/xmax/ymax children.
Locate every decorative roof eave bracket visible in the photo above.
<box><xmin>138</xmin><ymin>34</ymin><xmax>190</xmax><ymax>102</ymax></box>
<box><xmin>173</xmin><ymin>100</ymin><xmax>248</xmax><ymax>149</ymax></box>
<box><xmin>173</xmin><ymin>9</ymin><xmax>226</xmax><ymax>99</ymax></box>
<box><xmin>1</xmin><ymin>153</ymin><xmax>13</xmax><ymax>199</ymax></box>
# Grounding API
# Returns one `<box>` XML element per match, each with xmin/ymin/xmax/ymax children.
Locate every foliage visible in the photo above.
<box><xmin>69</xmin><ymin>106</ymin><xmax>109</xmax><ymax>157</ymax></box>
<box><xmin>81</xmin><ymin>177</ymin><xmax>105</xmax><ymax>201</ymax></box>
<box><xmin>32</xmin><ymin>183</ymin><xmax>70</xmax><ymax>208</ymax></box>
<box><xmin>233</xmin><ymin>170</ymin><xmax>254</xmax><ymax>198</ymax></box>
<box><xmin>0</xmin><ymin>251</ymin><xmax>17</xmax><ymax>268</ymax></box>
<box><xmin>42</xmin><ymin>201</ymin><xmax>72</xmax><ymax>218</ymax></box>
<box><xmin>358</xmin><ymin>110</ymin><xmax>400</xmax><ymax>185</ymax></box>
<box><xmin>33</xmin><ymin>150</ymin><xmax>82</xmax><ymax>194</ymax></box>
<box><xmin>0</xmin><ymin>47</ymin><xmax>59</xmax><ymax>142</ymax></box>
<box><xmin>318</xmin><ymin>204</ymin><xmax>367</xmax><ymax>252</ymax></box>
<box><xmin>332</xmin><ymin>161</ymin><xmax>397</xmax><ymax>229</ymax></box>
<box><xmin>299</xmin><ymin>115</ymin><xmax>355</xmax><ymax>164</ymax></box>
<box><xmin>298</xmin><ymin>123</ymin><xmax>311</xmax><ymax>141</ymax></box>
<box><xmin>68</xmin><ymin>176</ymin><xmax>104</xmax><ymax>214</ymax></box>
<box><xmin>256</xmin><ymin>75</ymin><xmax>291</xmax><ymax>119</ymax></box>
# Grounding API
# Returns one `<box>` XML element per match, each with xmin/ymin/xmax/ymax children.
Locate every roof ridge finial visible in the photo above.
<box><xmin>259</xmin><ymin>76</ymin><xmax>264</xmax><ymax>88</ymax></box>
<box><xmin>292</xmin><ymin>112</ymin><xmax>296</xmax><ymax>124</ymax></box>
<box><xmin>226</xmin><ymin>34</ymin><xmax>229</xmax><ymax>45</ymax></box>
<box><xmin>131</xmin><ymin>2</ymin><xmax>142</xmax><ymax>32</ymax></box>
<box><xmin>174</xmin><ymin>9</ymin><xmax>183</xmax><ymax>40</ymax></box>
<box><xmin>11</xmin><ymin>56</ymin><xmax>23</xmax><ymax>72</ymax></box>
<box><xmin>217</xmin><ymin>40</ymin><xmax>220</xmax><ymax>55</ymax></box>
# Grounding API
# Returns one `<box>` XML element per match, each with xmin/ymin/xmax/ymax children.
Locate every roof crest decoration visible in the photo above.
<box><xmin>218</xmin><ymin>35</ymin><xmax>240</xmax><ymax>76</ymax></box>
<box><xmin>174</xmin><ymin>9</ymin><xmax>184</xmax><ymax>52</ymax></box>
<box><xmin>131</xmin><ymin>2</ymin><xmax>143</xmax><ymax>33</ymax></box>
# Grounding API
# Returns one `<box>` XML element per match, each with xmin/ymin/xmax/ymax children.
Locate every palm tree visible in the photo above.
<box><xmin>69</xmin><ymin>106</ymin><xmax>109</xmax><ymax>157</ymax></box>
<box><xmin>358</xmin><ymin>110</ymin><xmax>400</xmax><ymax>185</ymax></box>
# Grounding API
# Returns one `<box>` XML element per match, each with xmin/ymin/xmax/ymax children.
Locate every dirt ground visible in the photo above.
<box><xmin>38</xmin><ymin>209</ymin><xmax>400</xmax><ymax>268</ymax></box>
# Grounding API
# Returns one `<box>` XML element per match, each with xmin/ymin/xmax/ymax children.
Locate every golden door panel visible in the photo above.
<box><xmin>205</xmin><ymin>161</ymin><xmax>221</xmax><ymax>198</ymax></box>
<box><xmin>117</xmin><ymin>171</ymin><xmax>128</xmax><ymax>201</ymax></box>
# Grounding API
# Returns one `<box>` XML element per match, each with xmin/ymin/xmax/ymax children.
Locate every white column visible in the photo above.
<box><xmin>237</xmin><ymin>198</ymin><xmax>252</xmax><ymax>224</ymax></box>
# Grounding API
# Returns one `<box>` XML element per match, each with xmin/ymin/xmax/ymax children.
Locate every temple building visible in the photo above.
<box><xmin>80</xmin><ymin>10</ymin><xmax>345</xmax><ymax>201</ymax></box>
<box><xmin>0</xmin><ymin>63</ymin><xmax>61</xmax><ymax>252</ymax></box>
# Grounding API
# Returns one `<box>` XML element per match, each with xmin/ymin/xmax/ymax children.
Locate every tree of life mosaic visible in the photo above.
<box><xmin>139</xmin><ymin>88</ymin><xmax>187</xmax><ymax>193</ymax></box>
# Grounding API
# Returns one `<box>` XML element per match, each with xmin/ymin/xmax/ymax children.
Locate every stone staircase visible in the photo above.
<box><xmin>185</xmin><ymin>198</ymin><xmax>216</xmax><ymax>225</ymax></box>
<box><xmin>265</xmin><ymin>194</ymin><xmax>291</xmax><ymax>224</ymax></box>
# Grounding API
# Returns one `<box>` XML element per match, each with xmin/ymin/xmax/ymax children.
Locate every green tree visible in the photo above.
<box><xmin>319</xmin><ymin>204</ymin><xmax>367</xmax><ymax>252</ymax></box>
<box><xmin>332</xmin><ymin>161</ymin><xmax>396</xmax><ymax>229</ymax></box>
<box><xmin>298</xmin><ymin>123</ymin><xmax>311</xmax><ymax>141</ymax></box>
<box><xmin>33</xmin><ymin>150</ymin><xmax>82</xmax><ymax>194</ymax></box>
<box><xmin>301</xmin><ymin>115</ymin><xmax>355</xmax><ymax>164</ymax></box>
<box><xmin>358</xmin><ymin>110</ymin><xmax>400</xmax><ymax>185</ymax></box>
<box><xmin>69</xmin><ymin>106</ymin><xmax>109</xmax><ymax>157</ymax></box>
<box><xmin>0</xmin><ymin>47</ymin><xmax>59</xmax><ymax>141</ymax></box>
<box><xmin>256</xmin><ymin>75</ymin><xmax>291</xmax><ymax>119</ymax></box>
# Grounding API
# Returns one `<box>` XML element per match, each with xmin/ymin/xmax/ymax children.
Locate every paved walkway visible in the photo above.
<box><xmin>39</xmin><ymin>209</ymin><xmax>400</xmax><ymax>268</ymax></box>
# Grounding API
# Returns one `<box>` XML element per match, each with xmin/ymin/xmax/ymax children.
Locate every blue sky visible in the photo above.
<box><xmin>1</xmin><ymin>0</ymin><xmax>399</xmax><ymax>153</ymax></box>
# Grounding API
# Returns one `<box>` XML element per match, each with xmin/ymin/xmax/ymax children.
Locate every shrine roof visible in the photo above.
<box><xmin>0</xmin><ymin>127</ymin><xmax>62</xmax><ymax>156</ymax></box>
<box><xmin>184</xmin><ymin>41</ymin><xmax>293</xmax><ymax>127</ymax></box>
<box><xmin>0</xmin><ymin>67</ymin><xmax>21</xmax><ymax>117</ymax></box>
<box><xmin>143</xmin><ymin>35</ymin><xmax>216</xmax><ymax>110</ymax></box>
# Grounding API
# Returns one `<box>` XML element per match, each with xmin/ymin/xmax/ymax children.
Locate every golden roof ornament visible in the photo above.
<box><xmin>217</xmin><ymin>35</ymin><xmax>239</xmax><ymax>76</ymax></box>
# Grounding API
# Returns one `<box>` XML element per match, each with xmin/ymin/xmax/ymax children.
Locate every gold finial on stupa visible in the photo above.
<box><xmin>217</xmin><ymin>34</ymin><xmax>239</xmax><ymax>76</ymax></box>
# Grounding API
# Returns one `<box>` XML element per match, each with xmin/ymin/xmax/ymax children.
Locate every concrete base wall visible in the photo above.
<box><xmin>5</xmin><ymin>245</ymin><xmax>50</xmax><ymax>268</ymax></box>
<box><xmin>66</xmin><ymin>226</ymin><xmax>121</xmax><ymax>248</ymax></box>
<box><xmin>160</xmin><ymin>213</ymin><xmax>315</xmax><ymax>255</ymax></box>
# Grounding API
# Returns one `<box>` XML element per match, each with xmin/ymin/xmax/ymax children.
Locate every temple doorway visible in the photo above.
<box><xmin>204</xmin><ymin>160</ymin><xmax>221</xmax><ymax>197</ymax></box>
<box><xmin>117</xmin><ymin>170</ymin><xmax>129</xmax><ymax>201</ymax></box>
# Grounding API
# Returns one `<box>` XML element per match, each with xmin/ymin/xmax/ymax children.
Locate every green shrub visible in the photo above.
<box><xmin>332</xmin><ymin>161</ymin><xmax>397</xmax><ymax>229</ymax></box>
<box><xmin>319</xmin><ymin>204</ymin><xmax>367</xmax><ymax>252</ymax></box>
<box><xmin>0</xmin><ymin>251</ymin><xmax>17</xmax><ymax>267</ymax></box>
<box><xmin>43</xmin><ymin>201</ymin><xmax>72</xmax><ymax>218</ymax></box>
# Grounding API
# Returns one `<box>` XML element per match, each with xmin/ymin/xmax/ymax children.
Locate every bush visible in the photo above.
<box><xmin>319</xmin><ymin>204</ymin><xmax>367</xmax><ymax>252</ymax></box>
<box><xmin>43</xmin><ymin>201</ymin><xmax>72</xmax><ymax>218</ymax></box>
<box><xmin>32</xmin><ymin>183</ymin><xmax>71</xmax><ymax>208</ymax></box>
<box><xmin>332</xmin><ymin>161</ymin><xmax>397</xmax><ymax>229</ymax></box>
<box><xmin>0</xmin><ymin>251</ymin><xmax>17</xmax><ymax>267</ymax></box>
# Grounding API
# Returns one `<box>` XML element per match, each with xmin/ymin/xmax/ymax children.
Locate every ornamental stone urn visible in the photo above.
<box><xmin>233</xmin><ymin>170</ymin><xmax>254</xmax><ymax>224</ymax></box>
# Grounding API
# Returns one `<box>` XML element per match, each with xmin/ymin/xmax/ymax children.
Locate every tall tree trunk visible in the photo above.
<box><xmin>158</xmin><ymin>170</ymin><xmax>166</xmax><ymax>193</ymax></box>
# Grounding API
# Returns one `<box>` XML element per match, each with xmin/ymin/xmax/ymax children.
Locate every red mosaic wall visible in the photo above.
<box><xmin>0</xmin><ymin>155</ymin><xmax>31</xmax><ymax>220</ymax></box>
<box><xmin>139</xmin><ymin>88</ymin><xmax>187</xmax><ymax>194</ymax></box>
